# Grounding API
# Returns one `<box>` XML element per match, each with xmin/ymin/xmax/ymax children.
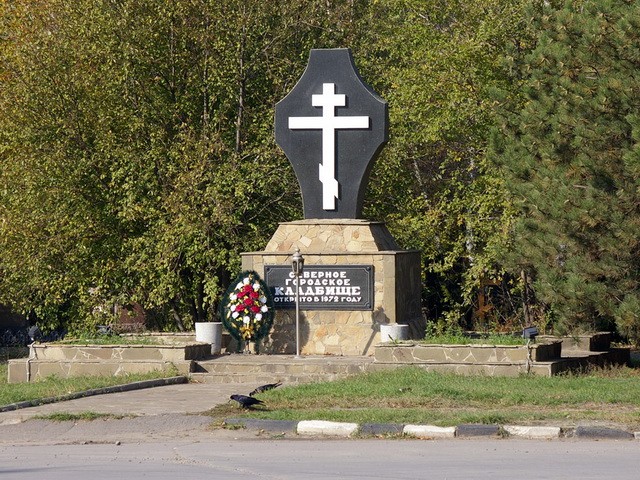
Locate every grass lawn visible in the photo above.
<box><xmin>210</xmin><ymin>365</ymin><xmax>640</xmax><ymax>429</ymax></box>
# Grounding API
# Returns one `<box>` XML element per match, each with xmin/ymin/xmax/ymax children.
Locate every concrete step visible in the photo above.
<box><xmin>189</xmin><ymin>354</ymin><xmax>374</xmax><ymax>384</ymax></box>
<box><xmin>190</xmin><ymin>372</ymin><xmax>347</xmax><ymax>385</ymax></box>
<box><xmin>187</xmin><ymin>346</ymin><xmax>632</xmax><ymax>384</ymax></box>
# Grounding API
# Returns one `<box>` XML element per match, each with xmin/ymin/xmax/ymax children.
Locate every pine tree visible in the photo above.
<box><xmin>493</xmin><ymin>0</ymin><xmax>640</xmax><ymax>340</ymax></box>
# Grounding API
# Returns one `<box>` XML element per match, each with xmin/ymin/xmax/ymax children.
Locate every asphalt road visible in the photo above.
<box><xmin>2</xmin><ymin>436</ymin><xmax>640</xmax><ymax>479</ymax></box>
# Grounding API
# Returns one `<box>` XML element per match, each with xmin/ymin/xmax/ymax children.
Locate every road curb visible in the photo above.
<box><xmin>404</xmin><ymin>424</ymin><xmax>456</xmax><ymax>439</ymax></box>
<box><xmin>359</xmin><ymin>423</ymin><xmax>405</xmax><ymax>436</ymax></box>
<box><xmin>0</xmin><ymin>376</ymin><xmax>189</xmax><ymax>413</ymax></box>
<box><xmin>224</xmin><ymin>418</ymin><xmax>640</xmax><ymax>440</ymax></box>
<box><xmin>572</xmin><ymin>426</ymin><xmax>634</xmax><ymax>439</ymax></box>
<box><xmin>297</xmin><ymin>420</ymin><xmax>359</xmax><ymax>437</ymax></box>
<box><xmin>503</xmin><ymin>425</ymin><xmax>562</xmax><ymax>439</ymax></box>
<box><xmin>456</xmin><ymin>424</ymin><xmax>501</xmax><ymax>437</ymax></box>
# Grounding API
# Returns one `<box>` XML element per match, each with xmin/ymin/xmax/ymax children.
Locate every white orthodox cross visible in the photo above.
<box><xmin>288</xmin><ymin>83</ymin><xmax>369</xmax><ymax>210</ymax></box>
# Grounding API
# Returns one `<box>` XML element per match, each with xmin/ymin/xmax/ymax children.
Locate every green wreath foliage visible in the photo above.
<box><xmin>219</xmin><ymin>271</ymin><xmax>274</xmax><ymax>349</ymax></box>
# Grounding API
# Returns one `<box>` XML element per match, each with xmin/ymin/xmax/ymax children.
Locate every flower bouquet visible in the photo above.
<box><xmin>219</xmin><ymin>270</ymin><xmax>274</xmax><ymax>354</ymax></box>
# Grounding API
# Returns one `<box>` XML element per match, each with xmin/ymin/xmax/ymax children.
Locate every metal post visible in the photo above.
<box><xmin>291</xmin><ymin>248</ymin><xmax>304</xmax><ymax>358</ymax></box>
<box><xmin>295</xmin><ymin>270</ymin><xmax>300</xmax><ymax>358</ymax></box>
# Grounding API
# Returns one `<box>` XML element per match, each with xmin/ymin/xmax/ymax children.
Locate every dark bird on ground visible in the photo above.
<box><xmin>249</xmin><ymin>382</ymin><xmax>282</xmax><ymax>396</ymax></box>
<box><xmin>230</xmin><ymin>394</ymin><xmax>265</xmax><ymax>409</ymax></box>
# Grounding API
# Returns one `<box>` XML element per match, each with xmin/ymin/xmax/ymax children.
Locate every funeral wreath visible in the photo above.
<box><xmin>219</xmin><ymin>271</ymin><xmax>274</xmax><ymax>353</ymax></box>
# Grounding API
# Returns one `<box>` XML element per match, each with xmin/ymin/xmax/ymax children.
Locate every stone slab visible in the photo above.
<box><xmin>297</xmin><ymin>420</ymin><xmax>359</xmax><ymax>437</ymax></box>
<box><xmin>504</xmin><ymin>425</ymin><xmax>561</xmax><ymax>439</ymax></box>
<box><xmin>374</xmin><ymin>342</ymin><xmax>562</xmax><ymax>364</ymax></box>
<box><xmin>538</xmin><ymin>332</ymin><xmax>612</xmax><ymax>352</ymax></box>
<box><xmin>7</xmin><ymin>358</ymin><xmax>191</xmax><ymax>383</ymax></box>
<box><xmin>29</xmin><ymin>343</ymin><xmax>210</xmax><ymax>362</ymax></box>
<box><xmin>573</xmin><ymin>426</ymin><xmax>634</xmax><ymax>439</ymax></box>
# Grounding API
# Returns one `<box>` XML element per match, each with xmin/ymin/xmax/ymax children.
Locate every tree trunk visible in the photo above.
<box><xmin>521</xmin><ymin>269</ymin><xmax>531</xmax><ymax>326</ymax></box>
<box><xmin>169</xmin><ymin>300</ymin><xmax>186</xmax><ymax>332</ymax></box>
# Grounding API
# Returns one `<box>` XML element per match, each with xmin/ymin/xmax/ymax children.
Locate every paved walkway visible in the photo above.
<box><xmin>0</xmin><ymin>380</ymin><xmax>254</xmax><ymax>425</ymax></box>
<box><xmin>0</xmin><ymin>380</ymin><xmax>268</xmax><ymax>445</ymax></box>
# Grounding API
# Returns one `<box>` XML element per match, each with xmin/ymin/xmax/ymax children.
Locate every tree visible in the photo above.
<box><xmin>1</xmin><ymin>0</ymin><xmax>564</xmax><ymax>338</ymax></box>
<box><xmin>355</xmin><ymin>0</ymin><xmax>531</xmax><ymax>330</ymax></box>
<box><xmin>0</xmin><ymin>0</ymin><xmax>360</xmax><ymax>332</ymax></box>
<box><xmin>492</xmin><ymin>0</ymin><xmax>640</xmax><ymax>340</ymax></box>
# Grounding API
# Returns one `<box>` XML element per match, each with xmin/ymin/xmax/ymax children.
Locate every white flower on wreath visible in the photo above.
<box><xmin>253</xmin><ymin>282</ymin><xmax>260</xmax><ymax>291</ymax></box>
<box><xmin>243</xmin><ymin>316</ymin><xmax>250</xmax><ymax>325</ymax></box>
<box><xmin>255</xmin><ymin>313</ymin><xmax>263</xmax><ymax>321</ymax></box>
<box><xmin>232</xmin><ymin>312</ymin><xmax>239</xmax><ymax>319</ymax></box>
<box><xmin>243</xmin><ymin>277</ymin><xmax>250</xmax><ymax>285</ymax></box>
<box><xmin>230</xmin><ymin>293</ymin><xmax>237</xmax><ymax>301</ymax></box>
<box><xmin>261</xmin><ymin>305</ymin><xmax>268</xmax><ymax>313</ymax></box>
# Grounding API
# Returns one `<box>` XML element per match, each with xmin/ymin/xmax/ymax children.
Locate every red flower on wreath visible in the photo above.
<box><xmin>225</xmin><ymin>273</ymin><xmax>270</xmax><ymax>341</ymax></box>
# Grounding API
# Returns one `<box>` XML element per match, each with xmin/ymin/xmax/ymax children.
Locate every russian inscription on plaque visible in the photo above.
<box><xmin>265</xmin><ymin>265</ymin><xmax>373</xmax><ymax>310</ymax></box>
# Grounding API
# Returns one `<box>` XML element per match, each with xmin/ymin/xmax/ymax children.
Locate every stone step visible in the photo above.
<box><xmin>187</xmin><ymin>346</ymin><xmax>631</xmax><ymax>384</ymax></box>
<box><xmin>369</xmin><ymin>361</ymin><xmax>553</xmax><ymax>376</ymax></box>
<box><xmin>189</xmin><ymin>354</ymin><xmax>374</xmax><ymax>384</ymax></box>
<box><xmin>538</xmin><ymin>332</ymin><xmax>612</xmax><ymax>352</ymax></box>
<box><xmin>189</xmin><ymin>372</ymin><xmax>345</xmax><ymax>385</ymax></box>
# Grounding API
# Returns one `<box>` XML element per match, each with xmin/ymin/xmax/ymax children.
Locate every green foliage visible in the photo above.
<box><xmin>357</xmin><ymin>0</ymin><xmax>532</xmax><ymax>329</ymax></box>
<box><xmin>492</xmin><ymin>0</ymin><xmax>640</xmax><ymax>340</ymax></box>
<box><xmin>423</xmin><ymin>330</ymin><xmax>525</xmax><ymax>346</ymax></box>
<box><xmin>6</xmin><ymin>0</ymin><xmax>632</xmax><ymax>342</ymax></box>
<box><xmin>0</xmin><ymin>0</ymin><xmax>361</xmax><ymax>332</ymax></box>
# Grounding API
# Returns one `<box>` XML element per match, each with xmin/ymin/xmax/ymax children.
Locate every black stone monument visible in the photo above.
<box><xmin>241</xmin><ymin>49</ymin><xmax>422</xmax><ymax>355</ymax></box>
<box><xmin>275</xmin><ymin>48</ymin><xmax>388</xmax><ymax>219</ymax></box>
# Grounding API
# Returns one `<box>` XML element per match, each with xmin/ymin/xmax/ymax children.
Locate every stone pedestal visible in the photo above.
<box><xmin>241</xmin><ymin>220</ymin><xmax>423</xmax><ymax>356</ymax></box>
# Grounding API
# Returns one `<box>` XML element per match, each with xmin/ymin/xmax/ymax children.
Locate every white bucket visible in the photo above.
<box><xmin>195</xmin><ymin>322</ymin><xmax>223</xmax><ymax>354</ymax></box>
<box><xmin>380</xmin><ymin>324</ymin><xmax>409</xmax><ymax>342</ymax></box>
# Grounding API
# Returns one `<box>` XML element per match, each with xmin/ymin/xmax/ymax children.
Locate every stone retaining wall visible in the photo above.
<box><xmin>374</xmin><ymin>341</ymin><xmax>562</xmax><ymax>365</ymax></box>
<box><xmin>7</xmin><ymin>359</ymin><xmax>190</xmax><ymax>383</ymax></box>
<box><xmin>29</xmin><ymin>343</ymin><xmax>210</xmax><ymax>362</ymax></box>
<box><xmin>6</xmin><ymin>341</ymin><xmax>210</xmax><ymax>383</ymax></box>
